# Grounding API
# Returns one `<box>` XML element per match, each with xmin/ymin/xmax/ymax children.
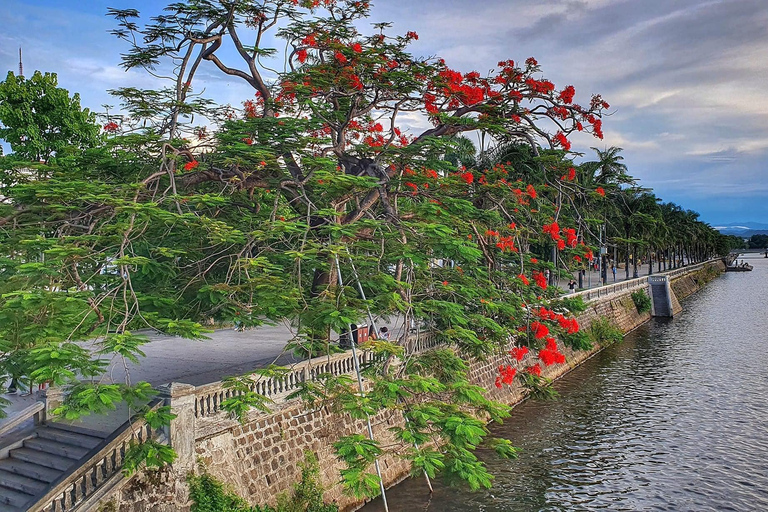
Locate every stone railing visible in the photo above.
<box><xmin>572</xmin><ymin>259</ymin><xmax>719</xmax><ymax>303</ymax></box>
<box><xmin>28</xmin><ymin>399</ymin><xmax>163</xmax><ymax>512</ymax></box>
<box><xmin>191</xmin><ymin>332</ymin><xmax>438</xmax><ymax>422</ymax></box>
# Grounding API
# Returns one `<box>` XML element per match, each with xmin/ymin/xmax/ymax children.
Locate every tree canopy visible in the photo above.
<box><xmin>0</xmin><ymin>0</ymin><xmax>731</xmax><ymax>498</ymax></box>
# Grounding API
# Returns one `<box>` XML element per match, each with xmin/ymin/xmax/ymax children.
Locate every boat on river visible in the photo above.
<box><xmin>726</xmin><ymin>262</ymin><xmax>753</xmax><ymax>272</ymax></box>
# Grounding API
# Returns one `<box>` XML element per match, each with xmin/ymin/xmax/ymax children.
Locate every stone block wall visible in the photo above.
<box><xmin>95</xmin><ymin>262</ymin><xmax>723</xmax><ymax>512</ymax></box>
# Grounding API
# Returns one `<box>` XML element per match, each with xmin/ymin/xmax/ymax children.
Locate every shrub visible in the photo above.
<box><xmin>631</xmin><ymin>290</ymin><xmax>652</xmax><ymax>313</ymax></box>
<box><xmin>189</xmin><ymin>452</ymin><xmax>337</xmax><ymax>512</ymax></box>
<box><xmin>588</xmin><ymin>318</ymin><xmax>623</xmax><ymax>346</ymax></box>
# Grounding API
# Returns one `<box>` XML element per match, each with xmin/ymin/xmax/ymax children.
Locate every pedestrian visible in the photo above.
<box><xmin>378</xmin><ymin>326</ymin><xmax>390</xmax><ymax>340</ymax></box>
<box><xmin>568</xmin><ymin>279</ymin><xmax>577</xmax><ymax>293</ymax></box>
<box><xmin>612</xmin><ymin>264</ymin><xmax>617</xmax><ymax>282</ymax></box>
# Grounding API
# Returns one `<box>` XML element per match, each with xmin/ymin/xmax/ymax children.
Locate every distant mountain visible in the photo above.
<box><xmin>714</xmin><ymin>222</ymin><xmax>768</xmax><ymax>236</ymax></box>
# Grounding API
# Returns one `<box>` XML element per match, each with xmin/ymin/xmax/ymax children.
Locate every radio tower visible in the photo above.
<box><xmin>18</xmin><ymin>47</ymin><xmax>23</xmax><ymax>77</ymax></box>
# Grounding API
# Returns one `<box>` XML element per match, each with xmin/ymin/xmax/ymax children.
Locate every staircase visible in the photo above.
<box><xmin>0</xmin><ymin>424</ymin><xmax>107</xmax><ymax>511</ymax></box>
<box><xmin>648</xmin><ymin>275</ymin><xmax>673</xmax><ymax>317</ymax></box>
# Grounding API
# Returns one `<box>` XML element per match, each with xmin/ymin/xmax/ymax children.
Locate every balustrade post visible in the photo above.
<box><xmin>40</xmin><ymin>386</ymin><xmax>65</xmax><ymax>424</ymax></box>
<box><xmin>158</xmin><ymin>382</ymin><xmax>197</xmax><ymax>472</ymax></box>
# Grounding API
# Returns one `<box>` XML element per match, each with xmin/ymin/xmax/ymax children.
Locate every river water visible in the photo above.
<box><xmin>362</xmin><ymin>253</ymin><xmax>768</xmax><ymax>511</ymax></box>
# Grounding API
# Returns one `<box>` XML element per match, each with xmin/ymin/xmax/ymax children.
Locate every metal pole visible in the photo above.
<box><xmin>334</xmin><ymin>256</ymin><xmax>390</xmax><ymax>511</ymax></box>
<box><xmin>345</xmin><ymin>253</ymin><xmax>434</xmax><ymax>493</ymax></box>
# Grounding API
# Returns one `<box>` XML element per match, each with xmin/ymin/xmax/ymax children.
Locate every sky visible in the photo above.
<box><xmin>1</xmin><ymin>0</ymin><xmax>767</xmax><ymax>225</ymax></box>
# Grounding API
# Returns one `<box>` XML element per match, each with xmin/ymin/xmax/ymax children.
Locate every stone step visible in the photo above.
<box><xmin>36</xmin><ymin>425</ymin><xmax>103</xmax><ymax>449</ymax></box>
<box><xmin>0</xmin><ymin>468</ymin><xmax>48</xmax><ymax>495</ymax></box>
<box><xmin>0</xmin><ymin>483</ymin><xmax>33</xmax><ymax>508</ymax></box>
<box><xmin>23</xmin><ymin>437</ymin><xmax>90</xmax><ymax>460</ymax></box>
<box><xmin>45</xmin><ymin>422</ymin><xmax>109</xmax><ymax>439</ymax></box>
<box><xmin>0</xmin><ymin>459</ymin><xmax>61</xmax><ymax>483</ymax></box>
<box><xmin>8</xmin><ymin>448</ymin><xmax>77</xmax><ymax>472</ymax></box>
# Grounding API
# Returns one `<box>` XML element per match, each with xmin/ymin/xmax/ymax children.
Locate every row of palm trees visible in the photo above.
<box><xmin>458</xmin><ymin>140</ymin><xmax>735</xmax><ymax>282</ymax></box>
<box><xmin>576</xmin><ymin>146</ymin><xmax>732</xmax><ymax>281</ymax></box>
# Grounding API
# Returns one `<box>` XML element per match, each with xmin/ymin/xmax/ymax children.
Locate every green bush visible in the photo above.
<box><xmin>588</xmin><ymin>318</ymin><xmax>623</xmax><ymax>346</ymax></box>
<box><xmin>562</xmin><ymin>331</ymin><xmax>593</xmax><ymax>351</ymax></box>
<box><xmin>189</xmin><ymin>452</ymin><xmax>337</xmax><ymax>512</ymax></box>
<box><xmin>631</xmin><ymin>290</ymin><xmax>652</xmax><ymax>313</ymax></box>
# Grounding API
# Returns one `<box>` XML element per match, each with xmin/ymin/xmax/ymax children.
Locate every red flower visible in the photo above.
<box><xmin>557</xmin><ymin>239</ymin><xmax>566</xmax><ymax>250</ymax></box>
<box><xmin>335</xmin><ymin>51</ymin><xmax>347</xmax><ymax>64</ymax></box>
<box><xmin>511</xmin><ymin>346</ymin><xmax>528</xmax><ymax>361</ymax></box>
<box><xmin>531</xmin><ymin>321</ymin><xmax>549</xmax><ymax>339</ymax></box>
<box><xmin>526</xmin><ymin>364</ymin><xmax>542</xmax><ymax>377</ymax></box>
<box><xmin>533</xmin><ymin>271</ymin><xmax>547</xmax><ymax>289</ymax></box>
<box><xmin>525</xmin><ymin>57</ymin><xmax>538</xmax><ymax>67</ymax></box>
<box><xmin>460</xmin><ymin>171</ymin><xmax>474</xmax><ymax>184</ymax></box>
<box><xmin>406</xmin><ymin>31</ymin><xmax>419</xmax><ymax>40</ymax></box>
<box><xmin>574</xmin><ymin>255</ymin><xmax>582</xmax><ymax>262</ymax></box>
<box><xmin>184</xmin><ymin>160</ymin><xmax>199</xmax><ymax>171</ymax></box>
<box><xmin>297</xmin><ymin>49</ymin><xmax>308</xmax><ymax>63</ymax></box>
<box><xmin>495</xmin><ymin>376</ymin><xmax>503</xmax><ymax>388</ymax></box>
<box><xmin>559</xmin><ymin>85</ymin><xmax>576</xmax><ymax>104</ymax></box>
<box><xmin>526</xmin><ymin>184</ymin><xmax>537</xmax><ymax>199</ymax></box>
<box><xmin>351</xmin><ymin>42</ymin><xmax>362</xmax><ymax>53</ymax></box>
<box><xmin>103</xmin><ymin>121</ymin><xmax>119</xmax><ymax>132</ymax></box>
<box><xmin>425</xmin><ymin>169</ymin><xmax>439</xmax><ymax>179</ymax></box>
<box><xmin>518</xmin><ymin>274</ymin><xmax>530</xmax><ymax>286</ymax></box>
<box><xmin>405</xmin><ymin>182</ymin><xmax>418</xmax><ymax>194</ymax></box>
<box><xmin>530</xmin><ymin>258</ymin><xmax>538</xmax><ymax>263</ymax></box>
<box><xmin>554</xmin><ymin>132</ymin><xmax>571</xmax><ymax>151</ymax></box>
<box><xmin>567</xmin><ymin>167</ymin><xmax>576</xmax><ymax>181</ymax></box>
<box><xmin>442</xmin><ymin>280</ymin><xmax>449</xmax><ymax>286</ymax></box>
<box><xmin>596</xmin><ymin>187</ymin><xmax>605</xmax><ymax>196</ymax></box>
<box><xmin>301</xmin><ymin>34</ymin><xmax>317</xmax><ymax>47</ymax></box>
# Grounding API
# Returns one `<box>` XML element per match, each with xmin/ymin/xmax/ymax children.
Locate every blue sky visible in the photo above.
<box><xmin>2</xmin><ymin>0</ymin><xmax>767</xmax><ymax>225</ymax></box>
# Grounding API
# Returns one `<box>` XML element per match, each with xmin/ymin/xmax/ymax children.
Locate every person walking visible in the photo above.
<box><xmin>612</xmin><ymin>264</ymin><xmax>617</xmax><ymax>282</ymax></box>
<box><xmin>568</xmin><ymin>279</ymin><xmax>577</xmax><ymax>293</ymax></box>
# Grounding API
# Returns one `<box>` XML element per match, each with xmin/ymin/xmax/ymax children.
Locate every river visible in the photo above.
<box><xmin>362</xmin><ymin>253</ymin><xmax>768</xmax><ymax>511</ymax></box>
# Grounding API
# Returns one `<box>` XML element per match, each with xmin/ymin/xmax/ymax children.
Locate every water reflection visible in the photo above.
<box><xmin>362</xmin><ymin>255</ymin><xmax>768</xmax><ymax>511</ymax></box>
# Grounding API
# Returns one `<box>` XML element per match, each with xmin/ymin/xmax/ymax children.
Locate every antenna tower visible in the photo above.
<box><xmin>18</xmin><ymin>47</ymin><xmax>23</xmax><ymax>76</ymax></box>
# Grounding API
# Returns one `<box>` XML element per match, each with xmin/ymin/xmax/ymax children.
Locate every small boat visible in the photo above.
<box><xmin>726</xmin><ymin>263</ymin><xmax>753</xmax><ymax>272</ymax></box>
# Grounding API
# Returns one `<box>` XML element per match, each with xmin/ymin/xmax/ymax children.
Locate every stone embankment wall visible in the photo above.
<box><xmin>96</xmin><ymin>261</ymin><xmax>723</xmax><ymax>512</ymax></box>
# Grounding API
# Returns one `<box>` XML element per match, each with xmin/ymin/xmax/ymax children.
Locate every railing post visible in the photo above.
<box><xmin>40</xmin><ymin>386</ymin><xmax>65</xmax><ymax>424</ymax></box>
<box><xmin>158</xmin><ymin>382</ymin><xmax>197</xmax><ymax>472</ymax></box>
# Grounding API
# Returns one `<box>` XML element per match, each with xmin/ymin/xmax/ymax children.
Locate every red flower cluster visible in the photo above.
<box><xmin>405</xmin><ymin>182</ymin><xmax>418</xmax><ymax>194</ymax></box>
<box><xmin>563</xmin><ymin>227</ymin><xmax>578</xmax><ymax>247</ymax></box>
<box><xmin>510</xmin><ymin>346</ymin><xmax>529</xmax><ymax>361</ymax></box>
<box><xmin>596</xmin><ymin>187</ymin><xmax>606</xmax><ymax>197</ymax></box>
<box><xmin>518</xmin><ymin>274</ymin><xmax>530</xmax><ymax>286</ymax></box>
<box><xmin>526</xmin><ymin>364</ymin><xmax>542</xmax><ymax>377</ymax></box>
<box><xmin>554</xmin><ymin>132</ymin><xmax>572</xmax><ymax>151</ymax></box>
<box><xmin>496</xmin><ymin>236</ymin><xmax>517</xmax><ymax>252</ymax></box>
<box><xmin>406</xmin><ymin>31</ymin><xmax>419</xmax><ymax>40</ymax></box>
<box><xmin>538</xmin><ymin>337</ymin><xmax>566</xmax><ymax>366</ymax></box>
<box><xmin>559</xmin><ymin>85</ymin><xmax>576</xmax><ymax>104</ymax></box>
<box><xmin>103</xmin><ymin>121</ymin><xmax>119</xmax><ymax>132</ymax></box>
<box><xmin>425</xmin><ymin>169</ymin><xmax>439</xmax><ymax>179</ymax></box>
<box><xmin>297</xmin><ymin>49</ymin><xmax>308</xmax><ymax>63</ymax></box>
<box><xmin>351</xmin><ymin>42</ymin><xmax>363</xmax><ymax>53</ymax></box>
<box><xmin>334</xmin><ymin>51</ymin><xmax>347</xmax><ymax>64</ymax></box>
<box><xmin>184</xmin><ymin>160</ymin><xmax>199</xmax><ymax>171</ymax></box>
<box><xmin>533</xmin><ymin>270</ymin><xmax>547</xmax><ymax>289</ymax></box>
<box><xmin>526</xmin><ymin>184</ymin><xmax>537</xmax><ymax>199</ymax></box>
<box><xmin>543</xmin><ymin>221</ymin><xmax>560</xmax><ymax>241</ymax></box>
<box><xmin>530</xmin><ymin>321</ymin><xmax>549</xmax><ymax>339</ymax></box>
<box><xmin>460</xmin><ymin>171</ymin><xmax>474</xmax><ymax>184</ymax></box>
<box><xmin>495</xmin><ymin>365</ymin><xmax>517</xmax><ymax>388</ymax></box>
<box><xmin>558</xmin><ymin>316</ymin><xmax>580</xmax><ymax>334</ymax></box>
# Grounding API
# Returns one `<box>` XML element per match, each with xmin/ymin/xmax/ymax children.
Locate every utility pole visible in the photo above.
<box><xmin>18</xmin><ymin>47</ymin><xmax>23</xmax><ymax>77</ymax></box>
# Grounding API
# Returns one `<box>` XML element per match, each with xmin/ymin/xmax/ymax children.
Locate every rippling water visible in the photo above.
<box><xmin>363</xmin><ymin>254</ymin><xmax>768</xmax><ymax>511</ymax></box>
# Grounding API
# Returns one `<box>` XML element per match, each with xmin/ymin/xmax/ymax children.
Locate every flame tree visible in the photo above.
<box><xmin>1</xmin><ymin>0</ymin><xmax>615</xmax><ymax>497</ymax></box>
